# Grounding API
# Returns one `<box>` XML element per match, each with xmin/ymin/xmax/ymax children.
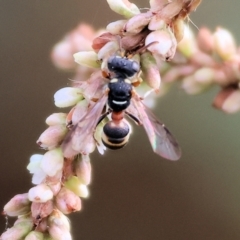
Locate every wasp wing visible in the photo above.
<box><xmin>128</xmin><ymin>97</ymin><xmax>181</xmax><ymax>161</ymax></box>
<box><xmin>62</xmin><ymin>93</ymin><xmax>108</xmax><ymax>158</ymax></box>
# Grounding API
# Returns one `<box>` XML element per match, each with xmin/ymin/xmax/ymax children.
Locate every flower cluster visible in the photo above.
<box><xmin>1</xmin><ymin>0</ymin><xmax>202</xmax><ymax>239</ymax></box>
<box><xmin>161</xmin><ymin>26</ymin><xmax>240</xmax><ymax>113</ymax></box>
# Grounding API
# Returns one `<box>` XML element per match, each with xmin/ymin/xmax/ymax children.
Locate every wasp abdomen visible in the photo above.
<box><xmin>101</xmin><ymin>120</ymin><xmax>130</xmax><ymax>150</ymax></box>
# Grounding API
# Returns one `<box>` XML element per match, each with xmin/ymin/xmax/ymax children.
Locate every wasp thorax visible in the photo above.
<box><xmin>107</xmin><ymin>56</ymin><xmax>140</xmax><ymax>78</ymax></box>
<box><xmin>101</xmin><ymin>120</ymin><xmax>131</xmax><ymax>150</ymax></box>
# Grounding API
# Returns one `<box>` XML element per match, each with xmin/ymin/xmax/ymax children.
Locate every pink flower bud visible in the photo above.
<box><xmin>148</xmin><ymin>15</ymin><xmax>165</xmax><ymax>31</ymax></box>
<box><xmin>182</xmin><ymin>71</ymin><xmax>212</xmax><ymax>95</ymax></box>
<box><xmin>97</xmin><ymin>41</ymin><xmax>119</xmax><ymax>61</ymax></box>
<box><xmin>54</xmin><ymin>87</ymin><xmax>84</xmax><ymax>108</ymax></box>
<box><xmin>213</xmin><ymin>27</ymin><xmax>237</xmax><ymax>61</ymax></box>
<box><xmin>40</xmin><ymin>148</ymin><xmax>64</xmax><ymax>177</ymax></box>
<box><xmin>121</xmin><ymin>29</ymin><xmax>149</xmax><ymax>51</ymax></box>
<box><xmin>74</xmin><ymin>155</ymin><xmax>91</xmax><ymax>185</ymax></box>
<box><xmin>31</xmin><ymin>201</ymin><xmax>54</xmax><ymax>223</ymax></box>
<box><xmin>106</xmin><ymin>20</ymin><xmax>127</xmax><ymax>35</ymax></box>
<box><xmin>106</xmin><ymin>0</ymin><xmax>140</xmax><ymax>19</ymax></box>
<box><xmin>28</xmin><ymin>184</ymin><xmax>53</xmax><ymax>203</ymax></box>
<box><xmin>145</xmin><ymin>29</ymin><xmax>177</xmax><ymax>60</ymax></box>
<box><xmin>197</xmin><ymin>27</ymin><xmax>214</xmax><ymax>54</ymax></box>
<box><xmin>4</xmin><ymin>193</ymin><xmax>30</xmax><ymax>217</ymax></box>
<box><xmin>1</xmin><ymin>217</ymin><xmax>33</xmax><ymax>240</ymax></box>
<box><xmin>64</xmin><ymin>176</ymin><xmax>89</xmax><ymax>198</ymax></box>
<box><xmin>73</xmin><ymin>51</ymin><xmax>100</xmax><ymax>68</ymax></box>
<box><xmin>51</xmin><ymin>41</ymin><xmax>77</xmax><ymax>70</ymax></box>
<box><xmin>55</xmin><ymin>187</ymin><xmax>81</xmax><ymax>214</ymax></box>
<box><xmin>46</xmin><ymin>113</ymin><xmax>67</xmax><ymax>126</ymax></box>
<box><xmin>37</xmin><ymin>125</ymin><xmax>67</xmax><ymax>150</ymax></box>
<box><xmin>193</xmin><ymin>67</ymin><xmax>214</xmax><ymax>85</ymax></box>
<box><xmin>141</xmin><ymin>52</ymin><xmax>161</xmax><ymax>90</ymax></box>
<box><xmin>177</xmin><ymin>26</ymin><xmax>197</xmax><ymax>58</ymax></box>
<box><xmin>25</xmin><ymin>231</ymin><xmax>44</xmax><ymax>240</ymax></box>
<box><xmin>213</xmin><ymin>88</ymin><xmax>240</xmax><ymax>113</ymax></box>
<box><xmin>123</xmin><ymin>12</ymin><xmax>153</xmax><ymax>35</ymax></box>
<box><xmin>48</xmin><ymin>210</ymin><xmax>71</xmax><ymax>240</ymax></box>
<box><xmin>92</xmin><ymin>32</ymin><xmax>116</xmax><ymax>52</ymax></box>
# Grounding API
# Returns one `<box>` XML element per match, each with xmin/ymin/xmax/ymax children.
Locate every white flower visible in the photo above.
<box><xmin>73</xmin><ymin>51</ymin><xmax>100</xmax><ymax>68</ymax></box>
<box><xmin>28</xmin><ymin>184</ymin><xmax>53</xmax><ymax>203</ymax></box>
<box><xmin>54</xmin><ymin>87</ymin><xmax>83</xmax><ymax>108</ymax></box>
<box><xmin>27</xmin><ymin>154</ymin><xmax>47</xmax><ymax>184</ymax></box>
<box><xmin>40</xmin><ymin>148</ymin><xmax>64</xmax><ymax>177</ymax></box>
<box><xmin>45</xmin><ymin>113</ymin><xmax>67</xmax><ymax>126</ymax></box>
<box><xmin>106</xmin><ymin>0</ymin><xmax>140</xmax><ymax>18</ymax></box>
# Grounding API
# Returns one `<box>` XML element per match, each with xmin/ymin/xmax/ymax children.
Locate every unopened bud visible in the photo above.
<box><xmin>73</xmin><ymin>51</ymin><xmax>100</xmax><ymax>68</ymax></box>
<box><xmin>74</xmin><ymin>155</ymin><xmax>91</xmax><ymax>185</ymax></box>
<box><xmin>46</xmin><ymin>113</ymin><xmax>67</xmax><ymax>126</ymax></box>
<box><xmin>106</xmin><ymin>0</ymin><xmax>140</xmax><ymax>19</ymax></box>
<box><xmin>25</xmin><ymin>231</ymin><xmax>44</xmax><ymax>240</ymax></box>
<box><xmin>98</xmin><ymin>41</ymin><xmax>119</xmax><ymax>61</ymax></box>
<box><xmin>197</xmin><ymin>27</ymin><xmax>214</xmax><ymax>54</ymax></box>
<box><xmin>193</xmin><ymin>67</ymin><xmax>214</xmax><ymax>85</ymax></box>
<box><xmin>177</xmin><ymin>26</ymin><xmax>197</xmax><ymax>58</ymax></box>
<box><xmin>64</xmin><ymin>176</ymin><xmax>89</xmax><ymax>198</ymax></box>
<box><xmin>37</xmin><ymin>125</ymin><xmax>67</xmax><ymax>150</ymax></box>
<box><xmin>4</xmin><ymin>193</ymin><xmax>30</xmax><ymax>217</ymax></box>
<box><xmin>182</xmin><ymin>75</ymin><xmax>210</xmax><ymax>95</ymax></box>
<box><xmin>48</xmin><ymin>210</ymin><xmax>71</xmax><ymax>240</ymax></box>
<box><xmin>106</xmin><ymin>20</ymin><xmax>127</xmax><ymax>35</ymax></box>
<box><xmin>31</xmin><ymin>201</ymin><xmax>54</xmax><ymax>222</ymax></box>
<box><xmin>40</xmin><ymin>148</ymin><xmax>64</xmax><ymax>177</ymax></box>
<box><xmin>145</xmin><ymin>29</ymin><xmax>177</xmax><ymax>60</ymax></box>
<box><xmin>148</xmin><ymin>15</ymin><xmax>165</xmax><ymax>31</ymax></box>
<box><xmin>54</xmin><ymin>87</ymin><xmax>84</xmax><ymax>108</ymax></box>
<box><xmin>55</xmin><ymin>187</ymin><xmax>81</xmax><ymax>214</ymax></box>
<box><xmin>123</xmin><ymin>12</ymin><xmax>152</xmax><ymax>35</ymax></box>
<box><xmin>28</xmin><ymin>184</ymin><xmax>53</xmax><ymax>203</ymax></box>
<box><xmin>213</xmin><ymin>27</ymin><xmax>237</xmax><ymax>61</ymax></box>
<box><xmin>213</xmin><ymin>88</ymin><xmax>240</xmax><ymax>113</ymax></box>
<box><xmin>1</xmin><ymin>217</ymin><xmax>33</xmax><ymax>240</ymax></box>
<box><xmin>92</xmin><ymin>32</ymin><xmax>116</xmax><ymax>52</ymax></box>
<box><xmin>141</xmin><ymin>52</ymin><xmax>161</xmax><ymax>90</ymax></box>
<box><xmin>51</xmin><ymin>41</ymin><xmax>76</xmax><ymax>70</ymax></box>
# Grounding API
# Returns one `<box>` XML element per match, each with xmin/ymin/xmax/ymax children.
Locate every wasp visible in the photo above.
<box><xmin>62</xmin><ymin>55</ymin><xmax>181</xmax><ymax>161</ymax></box>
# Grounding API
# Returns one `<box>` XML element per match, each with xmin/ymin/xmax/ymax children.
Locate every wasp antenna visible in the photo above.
<box><xmin>187</xmin><ymin>15</ymin><xmax>199</xmax><ymax>30</ymax></box>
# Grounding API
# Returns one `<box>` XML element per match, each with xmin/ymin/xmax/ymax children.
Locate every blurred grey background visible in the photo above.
<box><xmin>1</xmin><ymin>0</ymin><xmax>240</xmax><ymax>239</ymax></box>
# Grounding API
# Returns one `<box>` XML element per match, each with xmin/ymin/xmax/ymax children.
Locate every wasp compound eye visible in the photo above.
<box><xmin>101</xmin><ymin>120</ymin><xmax>130</xmax><ymax>150</ymax></box>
